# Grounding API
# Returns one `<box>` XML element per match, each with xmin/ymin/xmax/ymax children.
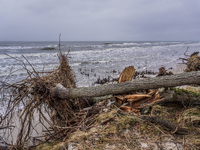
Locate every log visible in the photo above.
<box><xmin>50</xmin><ymin>71</ymin><xmax>200</xmax><ymax>99</ymax></box>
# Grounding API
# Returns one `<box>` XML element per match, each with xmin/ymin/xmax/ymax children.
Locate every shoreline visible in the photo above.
<box><xmin>169</xmin><ymin>63</ymin><xmax>186</xmax><ymax>74</ymax></box>
<box><xmin>0</xmin><ymin>62</ymin><xmax>190</xmax><ymax>148</ymax></box>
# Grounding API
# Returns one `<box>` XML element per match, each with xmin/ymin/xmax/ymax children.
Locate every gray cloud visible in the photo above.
<box><xmin>0</xmin><ymin>0</ymin><xmax>200</xmax><ymax>41</ymax></box>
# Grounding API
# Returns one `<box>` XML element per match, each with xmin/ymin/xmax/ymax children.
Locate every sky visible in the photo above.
<box><xmin>0</xmin><ymin>0</ymin><xmax>200</xmax><ymax>41</ymax></box>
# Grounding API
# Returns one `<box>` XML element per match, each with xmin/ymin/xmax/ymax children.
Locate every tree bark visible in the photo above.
<box><xmin>50</xmin><ymin>71</ymin><xmax>200</xmax><ymax>99</ymax></box>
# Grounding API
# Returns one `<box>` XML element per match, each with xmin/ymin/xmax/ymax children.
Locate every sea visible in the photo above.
<box><xmin>0</xmin><ymin>41</ymin><xmax>199</xmax><ymax>113</ymax></box>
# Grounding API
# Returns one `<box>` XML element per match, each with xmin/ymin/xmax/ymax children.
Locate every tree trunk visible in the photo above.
<box><xmin>50</xmin><ymin>71</ymin><xmax>200</xmax><ymax>99</ymax></box>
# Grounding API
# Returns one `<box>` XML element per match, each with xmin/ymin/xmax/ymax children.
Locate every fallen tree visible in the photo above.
<box><xmin>50</xmin><ymin>71</ymin><xmax>200</xmax><ymax>99</ymax></box>
<box><xmin>1</xmin><ymin>50</ymin><xmax>200</xmax><ymax>149</ymax></box>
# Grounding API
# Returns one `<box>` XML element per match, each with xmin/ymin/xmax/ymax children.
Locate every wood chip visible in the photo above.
<box><xmin>120</xmin><ymin>106</ymin><xmax>140</xmax><ymax>113</ymax></box>
<box><xmin>125</xmin><ymin>94</ymin><xmax>152</xmax><ymax>102</ymax></box>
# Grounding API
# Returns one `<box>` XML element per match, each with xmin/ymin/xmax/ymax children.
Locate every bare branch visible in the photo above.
<box><xmin>184</xmin><ymin>46</ymin><xmax>190</xmax><ymax>56</ymax></box>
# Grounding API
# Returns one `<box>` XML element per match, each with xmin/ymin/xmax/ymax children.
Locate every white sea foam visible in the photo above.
<box><xmin>0</xmin><ymin>46</ymin><xmax>34</xmax><ymax>50</ymax></box>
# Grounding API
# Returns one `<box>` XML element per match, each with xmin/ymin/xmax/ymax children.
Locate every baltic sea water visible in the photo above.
<box><xmin>0</xmin><ymin>41</ymin><xmax>199</xmax><ymax>113</ymax></box>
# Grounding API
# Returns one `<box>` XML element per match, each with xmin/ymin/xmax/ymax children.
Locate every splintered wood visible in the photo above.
<box><xmin>118</xmin><ymin>66</ymin><xmax>135</xmax><ymax>83</ymax></box>
<box><xmin>117</xmin><ymin>66</ymin><xmax>163</xmax><ymax>113</ymax></box>
<box><xmin>125</xmin><ymin>94</ymin><xmax>152</xmax><ymax>102</ymax></box>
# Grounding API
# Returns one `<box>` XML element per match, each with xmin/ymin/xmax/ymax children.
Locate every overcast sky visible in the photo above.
<box><xmin>0</xmin><ymin>0</ymin><xmax>200</xmax><ymax>41</ymax></box>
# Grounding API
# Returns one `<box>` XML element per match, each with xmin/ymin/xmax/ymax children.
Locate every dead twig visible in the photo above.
<box><xmin>184</xmin><ymin>46</ymin><xmax>190</xmax><ymax>57</ymax></box>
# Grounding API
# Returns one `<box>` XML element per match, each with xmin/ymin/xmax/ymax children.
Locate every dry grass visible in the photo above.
<box><xmin>37</xmin><ymin>100</ymin><xmax>200</xmax><ymax>150</ymax></box>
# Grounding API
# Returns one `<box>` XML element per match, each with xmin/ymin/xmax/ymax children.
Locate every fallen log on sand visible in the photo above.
<box><xmin>50</xmin><ymin>71</ymin><xmax>200</xmax><ymax>99</ymax></box>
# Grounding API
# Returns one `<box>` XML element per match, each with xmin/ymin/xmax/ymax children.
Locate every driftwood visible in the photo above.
<box><xmin>50</xmin><ymin>71</ymin><xmax>200</xmax><ymax>99</ymax></box>
<box><xmin>157</xmin><ymin>67</ymin><xmax>173</xmax><ymax>76</ymax></box>
<box><xmin>118</xmin><ymin>66</ymin><xmax>135</xmax><ymax>83</ymax></box>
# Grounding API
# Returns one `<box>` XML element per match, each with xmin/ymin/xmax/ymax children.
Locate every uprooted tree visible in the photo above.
<box><xmin>0</xmin><ymin>50</ymin><xmax>200</xmax><ymax>149</ymax></box>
